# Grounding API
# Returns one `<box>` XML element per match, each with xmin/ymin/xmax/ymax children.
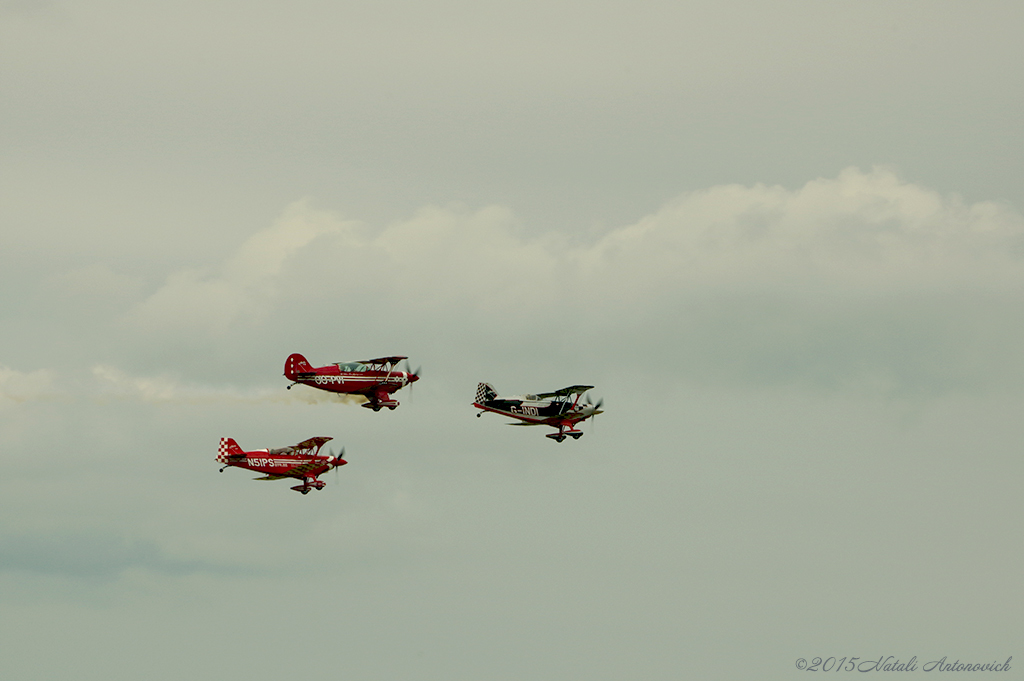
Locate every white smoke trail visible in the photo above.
<box><xmin>276</xmin><ymin>385</ymin><xmax>369</xmax><ymax>406</ymax></box>
<box><xmin>89</xmin><ymin>365</ymin><xmax>368</xmax><ymax>406</ymax></box>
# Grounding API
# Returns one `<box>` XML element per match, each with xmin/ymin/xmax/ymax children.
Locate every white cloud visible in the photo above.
<box><xmin>266</xmin><ymin>168</ymin><xmax>1024</xmax><ymax>313</ymax></box>
<box><xmin>127</xmin><ymin>200</ymin><xmax>346</xmax><ymax>335</ymax></box>
<box><xmin>583</xmin><ymin>166</ymin><xmax>1024</xmax><ymax>296</ymax></box>
<box><xmin>123</xmin><ymin>168</ymin><xmax>1024</xmax><ymax>392</ymax></box>
<box><xmin>0</xmin><ymin>364</ymin><xmax>62</xmax><ymax>405</ymax></box>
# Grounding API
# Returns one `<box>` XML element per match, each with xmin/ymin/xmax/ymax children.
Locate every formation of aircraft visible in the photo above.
<box><xmin>216</xmin><ymin>436</ymin><xmax>346</xmax><ymax>494</ymax></box>
<box><xmin>217</xmin><ymin>351</ymin><xmax>605</xmax><ymax>494</ymax></box>
<box><xmin>472</xmin><ymin>383</ymin><xmax>604</xmax><ymax>442</ymax></box>
<box><xmin>284</xmin><ymin>353</ymin><xmax>420</xmax><ymax>411</ymax></box>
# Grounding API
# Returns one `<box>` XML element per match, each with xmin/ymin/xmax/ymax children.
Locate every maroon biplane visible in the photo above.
<box><xmin>284</xmin><ymin>353</ymin><xmax>420</xmax><ymax>411</ymax></box>
<box><xmin>216</xmin><ymin>436</ymin><xmax>347</xmax><ymax>494</ymax></box>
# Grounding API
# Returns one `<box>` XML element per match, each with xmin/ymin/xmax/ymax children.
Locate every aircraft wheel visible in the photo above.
<box><xmin>388</xmin><ymin>405</ymin><xmax>396</xmax><ymax>410</ymax></box>
<box><xmin>301</xmin><ymin>489</ymin><xmax>310</xmax><ymax>495</ymax></box>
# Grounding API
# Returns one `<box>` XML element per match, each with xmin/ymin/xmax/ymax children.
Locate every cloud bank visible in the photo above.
<box><xmin>0</xmin><ymin>365</ymin><xmax>61</xmax><ymax>405</ymax></box>
<box><xmin>133</xmin><ymin>167</ymin><xmax>1024</xmax><ymax>318</ymax></box>
<box><xmin>122</xmin><ymin>167</ymin><xmax>1024</xmax><ymax>393</ymax></box>
<box><xmin>128</xmin><ymin>200</ymin><xmax>347</xmax><ymax>335</ymax></box>
<box><xmin>0</xmin><ymin>533</ymin><xmax>229</xmax><ymax>581</ymax></box>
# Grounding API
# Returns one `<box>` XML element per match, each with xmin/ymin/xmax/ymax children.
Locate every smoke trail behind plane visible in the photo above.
<box><xmin>89</xmin><ymin>365</ymin><xmax>367</xmax><ymax>406</ymax></box>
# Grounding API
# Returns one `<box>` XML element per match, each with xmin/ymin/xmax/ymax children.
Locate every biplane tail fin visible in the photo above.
<box><xmin>217</xmin><ymin>437</ymin><xmax>245</xmax><ymax>463</ymax></box>
<box><xmin>475</xmin><ymin>382</ymin><xmax>498</xmax><ymax>404</ymax></box>
<box><xmin>284</xmin><ymin>353</ymin><xmax>315</xmax><ymax>380</ymax></box>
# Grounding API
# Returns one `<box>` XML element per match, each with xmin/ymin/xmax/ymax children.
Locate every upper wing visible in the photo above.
<box><xmin>359</xmin><ymin>356</ymin><xmax>407</xmax><ymax>366</ymax></box>
<box><xmin>535</xmin><ymin>385</ymin><xmax>594</xmax><ymax>399</ymax></box>
<box><xmin>293</xmin><ymin>436</ymin><xmax>332</xmax><ymax>453</ymax></box>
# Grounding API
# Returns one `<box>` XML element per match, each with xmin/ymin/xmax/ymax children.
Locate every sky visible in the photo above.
<box><xmin>2</xmin><ymin>1</ymin><xmax>1023</xmax><ymax>679</ymax></box>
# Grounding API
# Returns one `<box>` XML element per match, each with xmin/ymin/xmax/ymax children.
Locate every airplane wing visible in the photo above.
<box><xmin>283</xmin><ymin>459</ymin><xmax>327</xmax><ymax>476</ymax></box>
<box><xmin>293</xmin><ymin>436</ymin><xmax>332</xmax><ymax>452</ymax></box>
<box><xmin>536</xmin><ymin>385</ymin><xmax>594</xmax><ymax>399</ymax></box>
<box><xmin>507</xmin><ymin>421</ymin><xmax>543</xmax><ymax>426</ymax></box>
<box><xmin>359</xmin><ymin>356</ymin><xmax>407</xmax><ymax>366</ymax></box>
<box><xmin>254</xmin><ymin>458</ymin><xmax>328</xmax><ymax>480</ymax></box>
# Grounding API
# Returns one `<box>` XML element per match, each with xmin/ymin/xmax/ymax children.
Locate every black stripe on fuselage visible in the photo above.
<box><xmin>484</xmin><ymin>399</ymin><xmax>565</xmax><ymax>418</ymax></box>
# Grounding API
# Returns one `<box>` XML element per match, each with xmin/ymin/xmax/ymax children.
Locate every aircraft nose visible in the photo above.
<box><xmin>408</xmin><ymin>372</ymin><xmax>420</xmax><ymax>383</ymax></box>
<box><xmin>337</xmin><ymin>458</ymin><xmax>348</xmax><ymax>466</ymax></box>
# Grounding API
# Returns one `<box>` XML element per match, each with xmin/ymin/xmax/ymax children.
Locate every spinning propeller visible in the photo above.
<box><xmin>401</xmin><ymin>360</ymin><xmax>422</xmax><ymax>381</ymax></box>
<box><xmin>401</xmin><ymin>360</ymin><xmax>422</xmax><ymax>400</ymax></box>
<box><xmin>584</xmin><ymin>393</ymin><xmax>604</xmax><ymax>432</ymax></box>
<box><xmin>328</xmin><ymin>446</ymin><xmax>347</xmax><ymax>483</ymax></box>
<box><xmin>327</xmin><ymin>446</ymin><xmax>347</xmax><ymax>467</ymax></box>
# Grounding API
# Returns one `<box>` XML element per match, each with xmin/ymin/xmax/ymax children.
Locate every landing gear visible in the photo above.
<box><xmin>546</xmin><ymin>432</ymin><xmax>567</xmax><ymax>443</ymax></box>
<box><xmin>362</xmin><ymin>399</ymin><xmax>399</xmax><ymax>411</ymax></box>
<box><xmin>291</xmin><ymin>479</ymin><xmax>326</xmax><ymax>495</ymax></box>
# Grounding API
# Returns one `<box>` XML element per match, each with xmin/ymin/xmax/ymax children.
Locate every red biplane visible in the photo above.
<box><xmin>216</xmin><ymin>436</ymin><xmax>347</xmax><ymax>494</ymax></box>
<box><xmin>472</xmin><ymin>383</ymin><xmax>604</xmax><ymax>442</ymax></box>
<box><xmin>284</xmin><ymin>353</ymin><xmax>420</xmax><ymax>411</ymax></box>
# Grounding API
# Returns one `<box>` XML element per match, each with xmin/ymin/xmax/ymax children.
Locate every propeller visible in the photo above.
<box><xmin>401</xmin><ymin>360</ymin><xmax>422</xmax><ymax>381</ymax></box>
<box><xmin>328</xmin><ymin>446</ymin><xmax>347</xmax><ymax>484</ymax></box>
<box><xmin>584</xmin><ymin>393</ymin><xmax>604</xmax><ymax>432</ymax></box>
<box><xmin>327</xmin><ymin>446</ymin><xmax>347</xmax><ymax>467</ymax></box>
<box><xmin>402</xmin><ymin>360</ymin><xmax>422</xmax><ymax>401</ymax></box>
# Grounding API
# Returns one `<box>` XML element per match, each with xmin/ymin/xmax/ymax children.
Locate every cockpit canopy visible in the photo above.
<box><xmin>335</xmin><ymin>362</ymin><xmax>368</xmax><ymax>372</ymax></box>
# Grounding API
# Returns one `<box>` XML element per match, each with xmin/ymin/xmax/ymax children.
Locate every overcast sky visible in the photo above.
<box><xmin>2</xmin><ymin>2</ymin><xmax>1023</xmax><ymax>679</ymax></box>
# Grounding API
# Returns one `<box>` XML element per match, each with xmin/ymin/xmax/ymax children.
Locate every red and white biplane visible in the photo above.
<box><xmin>216</xmin><ymin>436</ymin><xmax>347</xmax><ymax>494</ymax></box>
<box><xmin>284</xmin><ymin>353</ymin><xmax>420</xmax><ymax>411</ymax></box>
<box><xmin>472</xmin><ymin>383</ymin><xmax>604</xmax><ymax>442</ymax></box>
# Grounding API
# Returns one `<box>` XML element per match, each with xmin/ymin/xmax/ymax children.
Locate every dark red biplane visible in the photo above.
<box><xmin>216</xmin><ymin>436</ymin><xmax>347</xmax><ymax>494</ymax></box>
<box><xmin>284</xmin><ymin>353</ymin><xmax>420</xmax><ymax>411</ymax></box>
